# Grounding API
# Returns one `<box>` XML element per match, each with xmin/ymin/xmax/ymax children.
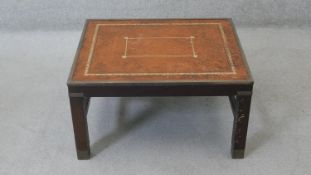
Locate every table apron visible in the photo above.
<box><xmin>68</xmin><ymin>84</ymin><xmax>253</xmax><ymax>97</ymax></box>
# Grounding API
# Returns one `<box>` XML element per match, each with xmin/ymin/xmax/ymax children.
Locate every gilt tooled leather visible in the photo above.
<box><xmin>72</xmin><ymin>19</ymin><xmax>251</xmax><ymax>82</ymax></box>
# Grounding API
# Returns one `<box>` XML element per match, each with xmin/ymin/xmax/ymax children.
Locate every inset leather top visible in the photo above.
<box><xmin>70</xmin><ymin>19</ymin><xmax>252</xmax><ymax>83</ymax></box>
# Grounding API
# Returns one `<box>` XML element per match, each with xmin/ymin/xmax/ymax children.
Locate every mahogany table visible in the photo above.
<box><xmin>67</xmin><ymin>19</ymin><xmax>253</xmax><ymax>160</ymax></box>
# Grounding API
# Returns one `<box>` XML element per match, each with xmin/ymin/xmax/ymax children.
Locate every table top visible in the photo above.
<box><xmin>68</xmin><ymin>19</ymin><xmax>252</xmax><ymax>85</ymax></box>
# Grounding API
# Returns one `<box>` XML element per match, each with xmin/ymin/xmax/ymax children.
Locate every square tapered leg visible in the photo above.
<box><xmin>230</xmin><ymin>91</ymin><xmax>252</xmax><ymax>159</ymax></box>
<box><xmin>69</xmin><ymin>93</ymin><xmax>90</xmax><ymax>160</ymax></box>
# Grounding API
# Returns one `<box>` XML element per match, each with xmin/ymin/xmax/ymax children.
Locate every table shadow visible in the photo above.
<box><xmin>91</xmin><ymin>97</ymin><xmax>163</xmax><ymax>156</ymax></box>
<box><xmin>91</xmin><ymin>96</ymin><xmax>228</xmax><ymax>158</ymax></box>
<box><xmin>245</xmin><ymin>93</ymin><xmax>290</xmax><ymax>156</ymax></box>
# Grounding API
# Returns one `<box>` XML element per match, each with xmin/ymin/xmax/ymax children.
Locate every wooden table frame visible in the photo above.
<box><xmin>68</xmin><ymin>81</ymin><xmax>253</xmax><ymax>160</ymax></box>
<box><xmin>67</xmin><ymin>19</ymin><xmax>254</xmax><ymax>160</ymax></box>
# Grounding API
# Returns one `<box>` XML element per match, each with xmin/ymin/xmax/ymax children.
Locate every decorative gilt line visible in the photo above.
<box><xmin>84</xmin><ymin>24</ymin><xmax>99</xmax><ymax>75</ymax></box>
<box><xmin>121</xmin><ymin>36</ymin><xmax>197</xmax><ymax>59</ymax></box>
<box><xmin>190</xmin><ymin>36</ymin><xmax>198</xmax><ymax>58</ymax></box>
<box><xmin>127</xmin><ymin>36</ymin><xmax>194</xmax><ymax>39</ymax></box>
<box><xmin>96</xmin><ymin>23</ymin><xmax>222</xmax><ymax>26</ymax></box>
<box><xmin>86</xmin><ymin>72</ymin><xmax>235</xmax><ymax>76</ymax></box>
<box><xmin>84</xmin><ymin>22</ymin><xmax>236</xmax><ymax>76</ymax></box>
<box><xmin>122</xmin><ymin>36</ymin><xmax>128</xmax><ymax>59</ymax></box>
<box><xmin>218</xmin><ymin>24</ymin><xmax>236</xmax><ymax>73</ymax></box>
<box><xmin>123</xmin><ymin>55</ymin><xmax>195</xmax><ymax>58</ymax></box>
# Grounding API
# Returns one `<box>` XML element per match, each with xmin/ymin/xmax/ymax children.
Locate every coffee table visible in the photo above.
<box><xmin>67</xmin><ymin>19</ymin><xmax>253</xmax><ymax>160</ymax></box>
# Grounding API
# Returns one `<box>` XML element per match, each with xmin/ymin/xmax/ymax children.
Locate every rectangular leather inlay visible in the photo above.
<box><xmin>71</xmin><ymin>19</ymin><xmax>251</xmax><ymax>82</ymax></box>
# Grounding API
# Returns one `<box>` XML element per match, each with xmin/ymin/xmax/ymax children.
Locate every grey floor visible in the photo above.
<box><xmin>0</xmin><ymin>27</ymin><xmax>311</xmax><ymax>174</ymax></box>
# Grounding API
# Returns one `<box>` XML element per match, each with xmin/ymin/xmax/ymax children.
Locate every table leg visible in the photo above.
<box><xmin>69</xmin><ymin>93</ymin><xmax>90</xmax><ymax>160</ymax></box>
<box><xmin>230</xmin><ymin>91</ymin><xmax>252</xmax><ymax>159</ymax></box>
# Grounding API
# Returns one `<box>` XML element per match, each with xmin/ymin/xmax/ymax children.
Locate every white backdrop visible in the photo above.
<box><xmin>1</xmin><ymin>0</ymin><xmax>311</xmax><ymax>30</ymax></box>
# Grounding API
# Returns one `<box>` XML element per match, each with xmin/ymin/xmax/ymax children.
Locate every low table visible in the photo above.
<box><xmin>67</xmin><ymin>19</ymin><xmax>253</xmax><ymax>160</ymax></box>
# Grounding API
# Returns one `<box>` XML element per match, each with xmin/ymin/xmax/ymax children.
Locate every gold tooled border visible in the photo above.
<box><xmin>84</xmin><ymin>22</ymin><xmax>236</xmax><ymax>76</ymax></box>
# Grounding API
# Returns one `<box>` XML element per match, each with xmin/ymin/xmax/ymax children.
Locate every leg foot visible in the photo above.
<box><xmin>232</xmin><ymin>149</ymin><xmax>245</xmax><ymax>159</ymax></box>
<box><xmin>77</xmin><ymin>150</ymin><xmax>91</xmax><ymax>160</ymax></box>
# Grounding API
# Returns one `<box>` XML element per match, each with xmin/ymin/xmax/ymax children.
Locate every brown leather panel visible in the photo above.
<box><xmin>71</xmin><ymin>19</ymin><xmax>251</xmax><ymax>82</ymax></box>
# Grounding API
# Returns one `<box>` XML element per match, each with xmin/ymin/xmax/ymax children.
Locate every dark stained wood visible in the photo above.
<box><xmin>230</xmin><ymin>91</ymin><xmax>252</xmax><ymax>158</ymax></box>
<box><xmin>67</xmin><ymin>18</ymin><xmax>254</xmax><ymax>160</ymax></box>
<box><xmin>69</xmin><ymin>93</ymin><xmax>91</xmax><ymax>159</ymax></box>
<box><xmin>68</xmin><ymin>82</ymin><xmax>252</xmax><ymax>97</ymax></box>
